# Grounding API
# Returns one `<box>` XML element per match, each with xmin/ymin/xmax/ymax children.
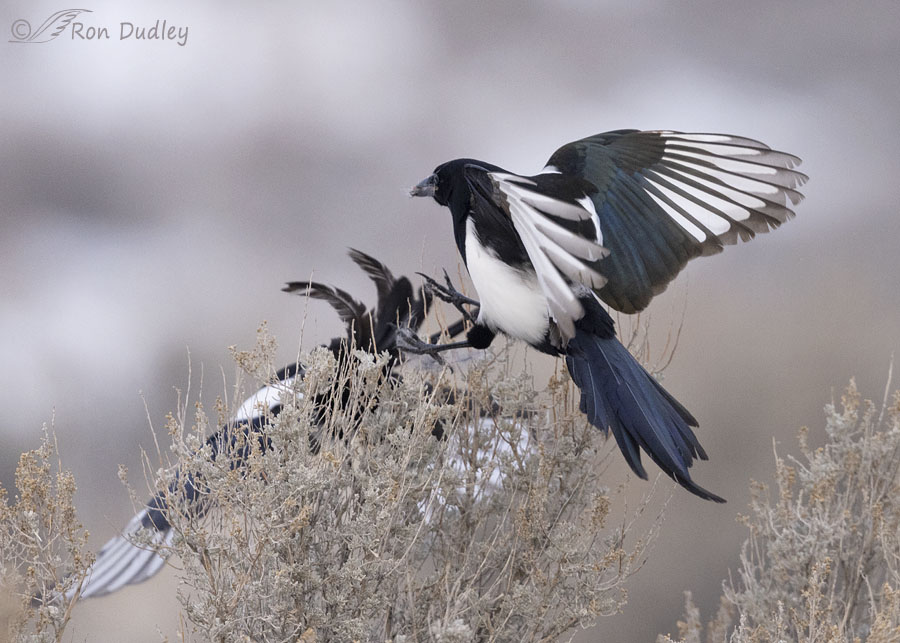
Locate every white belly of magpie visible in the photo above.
<box><xmin>465</xmin><ymin>218</ymin><xmax>550</xmax><ymax>345</ymax></box>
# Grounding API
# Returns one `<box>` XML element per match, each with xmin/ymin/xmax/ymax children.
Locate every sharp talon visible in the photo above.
<box><xmin>416</xmin><ymin>271</ymin><xmax>480</xmax><ymax>324</ymax></box>
<box><xmin>442</xmin><ymin>268</ymin><xmax>454</xmax><ymax>289</ymax></box>
<box><xmin>395</xmin><ymin>327</ymin><xmax>447</xmax><ymax>365</ymax></box>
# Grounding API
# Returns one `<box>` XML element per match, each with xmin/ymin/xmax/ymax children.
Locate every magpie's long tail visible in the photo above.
<box><xmin>564</xmin><ymin>299</ymin><xmax>725</xmax><ymax>503</ymax></box>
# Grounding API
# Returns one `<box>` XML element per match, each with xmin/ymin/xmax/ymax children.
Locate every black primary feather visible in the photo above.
<box><xmin>283</xmin><ymin>280</ymin><xmax>374</xmax><ymax>349</ymax></box>
<box><xmin>348</xmin><ymin>247</ymin><xmax>396</xmax><ymax>303</ymax></box>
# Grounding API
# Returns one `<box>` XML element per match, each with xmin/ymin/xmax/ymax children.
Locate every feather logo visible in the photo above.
<box><xmin>9</xmin><ymin>9</ymin><xmax>91</xmax><ymax>43</ymax></box>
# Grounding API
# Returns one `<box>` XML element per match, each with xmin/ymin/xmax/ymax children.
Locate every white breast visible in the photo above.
<box><xmin>465</xmin><ymin>218</ymin><xmax>550</xmax><ymax>345</ymax></box>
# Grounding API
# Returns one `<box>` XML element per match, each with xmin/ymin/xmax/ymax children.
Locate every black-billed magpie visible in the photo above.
<box><xmin>409</xmin><ymin>129</ymin><xmax>807</xmax><ymax>502</ymax></box>
<box><xmin>65</xmin><ymin>250</ymin><xmax>461</xmax><ymax>600</ymax></box>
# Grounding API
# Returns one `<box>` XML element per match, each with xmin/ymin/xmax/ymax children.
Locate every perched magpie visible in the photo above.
<box><xmin>64</xmin><ymin>249</ymin><xmax>459</xmax><ymax>600</ymax></box>
<box><xmin>409</xmin><ymin>129</ymin><xmax>807</xmax><ymax>502</ymax></box>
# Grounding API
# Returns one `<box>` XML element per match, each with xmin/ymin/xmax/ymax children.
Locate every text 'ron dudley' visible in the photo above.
<box><xmin>71</xmin><ymin>19</ymin><xmax>189</xmax><ymax>46</ymax></box>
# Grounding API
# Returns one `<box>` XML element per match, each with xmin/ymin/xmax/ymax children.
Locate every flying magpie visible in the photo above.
<box><xmin>408</xmin><ymin>129</ymin><xmax>807</xmax><ymax>502</ymax></box>
<box><xmin>63</xmin><ymin>249</ymin><xmax>462</xmax><ymax>600</ymax></box>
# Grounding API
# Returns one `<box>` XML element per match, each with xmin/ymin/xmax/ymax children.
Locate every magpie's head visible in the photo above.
<box><xmin>410</xmin><ymin>162</ymin><xmax>453</xmax><ymax>206</ymax></box>
<box><xmin>410</xmin><ymin>159</ymin><xmax>500</xmax><ymax>208</ymax></box>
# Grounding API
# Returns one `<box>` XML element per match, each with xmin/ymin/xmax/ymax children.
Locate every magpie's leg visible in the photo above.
<box><xmin>430</xmin><ymin>317</ymin><xmax>468</xmax><ymax>344</ymax></box>
<box><xmin>417</xmin><ymin>270</ymin><xmax>480</xmax><ymax>324</ymax></box>
<box><xmin>395</xmin><ymin>326</ymin><xmax>472</xmax><ymax>365</ymax></box>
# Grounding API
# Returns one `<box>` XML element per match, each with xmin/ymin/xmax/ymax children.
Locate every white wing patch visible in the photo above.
<box><xmin>233</xmin><ymin>376</ymin><xmax>301</xmax><ymax>422</ymax></box>
<box><xmin>638</xmin><ymin>132</ymin><xmax>807</xmax><ymax>245</ymax></box>
<box><xmin>577</xmin><ymin>196</ymin><xmax>602</xmax><ymax>245</ymax></box>
<box><xmin>489</xmin><ymin>172</ymin><xmax>609</xmax><ymax>341</ymax></box>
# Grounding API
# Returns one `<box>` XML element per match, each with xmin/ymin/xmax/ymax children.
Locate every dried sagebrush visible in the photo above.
<box><xmin>660</xmin><ymin>375</ymin><xmax>900</xmax><ymax>643</ymax></box>
<box><xmin>1</xmin><ymin>326</ymin><xmax>663</xmax><ymax>643</ymax></box>
<box><xmin>0</xmin><ymin>428</ymin><xmax>93</xmax><ymax>643</ymax></box>
<box><xmin>150</xmin><ymin>330</ymin><xmax>661</xmax><ymax>643</ymax></box>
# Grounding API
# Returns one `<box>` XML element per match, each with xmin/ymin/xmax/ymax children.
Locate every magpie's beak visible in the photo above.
<box><xmin>409</xmin><ymin>174</ymin><xmax>437</xmax><ymax>198</ymax></box>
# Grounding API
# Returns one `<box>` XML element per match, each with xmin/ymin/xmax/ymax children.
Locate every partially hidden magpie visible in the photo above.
<box><xmin>409</xmin><ymin>129</ymin><xmax>807</xmax><ymax>502</ymax></box>
<box><xmin>63</xmin><ymin>249</ymin><xmax>462</xmax><ymax>600</ymax></box>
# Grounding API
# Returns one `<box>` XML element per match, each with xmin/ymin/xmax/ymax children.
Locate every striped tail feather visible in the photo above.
<box><xmin>564</xmin><ymin>300</ymin><xmax>724</xmax><ymax>503</ymax></box>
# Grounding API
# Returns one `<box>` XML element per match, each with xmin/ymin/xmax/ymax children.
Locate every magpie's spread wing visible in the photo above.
<box><xmin>68</xmin><ymin>509</ymin><xmax>175</xmax><ymax>599</ymax></box>
<box><xmin>348</xmin><ymin>248</ymin><xmax>431</xmax><ymax>352</ymax></box>
<box><xmin>472</xmin><ymin>167</ymin><xmax>609</xmax><ymax>341</ymax></box>
<box><xmin>348</xmin><ymin>248</ymin><xmax>396</xmax><ymax>303</ymax></box>
<box><xmin>546</xmin><ymin>130</ymin><xmax>807</xmax><ymax>313</ymax></box>
<box><xmin>283</xmin><ymin>280</ymin><xmax>373</xmax><ymax>346</ymax></box>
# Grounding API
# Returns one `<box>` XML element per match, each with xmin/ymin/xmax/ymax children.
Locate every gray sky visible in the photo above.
<box><xmin>2</xmin><ymin>0</ymin><xmax>900</xmax><ymax>640</ymax></box>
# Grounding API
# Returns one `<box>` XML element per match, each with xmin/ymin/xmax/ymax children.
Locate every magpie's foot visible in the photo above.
<box><xmin>395</xmin><ymin>326</ymin><xmax>447</xmax><ymax>365</ymax></box>
<box><xmin>417</xmin><ymin>270</ymin><xmax>480</xmax><ymax>323</ymax></box>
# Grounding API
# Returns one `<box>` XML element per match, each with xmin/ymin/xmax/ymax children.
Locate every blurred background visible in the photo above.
<box><xmin>2</xmin><ymin>0</ymin><xmax>899</xmax><ymax>640</ymax></box>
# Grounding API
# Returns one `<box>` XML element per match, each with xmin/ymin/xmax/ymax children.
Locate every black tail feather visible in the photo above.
<box><xmin>565</xmin><ymin>304</ymin><xmax>724</xmax><ymax>503</ymax></box>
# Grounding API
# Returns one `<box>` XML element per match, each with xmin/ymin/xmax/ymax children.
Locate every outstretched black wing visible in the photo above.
<box><xmin>348</xmin><ymin>248</ymin><xmax>396</xmax><ymax>303</ymax></box>
<box><xmin>545</xmin><ymin>130</ymin><xmax>807</xmax><ymax>313</ymax></box>
<box><xmin>283</xmin><ymin>280</ymin><xmax>374</xmax><ymax>349</ymax></box>
<box><xmin>348</xmin><ymin>248</ymin><xmax>431</xmax><ymax>354</ymax></box>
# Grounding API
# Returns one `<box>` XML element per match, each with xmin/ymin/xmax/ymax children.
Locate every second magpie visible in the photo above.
<box><xmin>409</xmin><ymin>129</ymin><xmax>807</xmax><ymax>502</ymax></box>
